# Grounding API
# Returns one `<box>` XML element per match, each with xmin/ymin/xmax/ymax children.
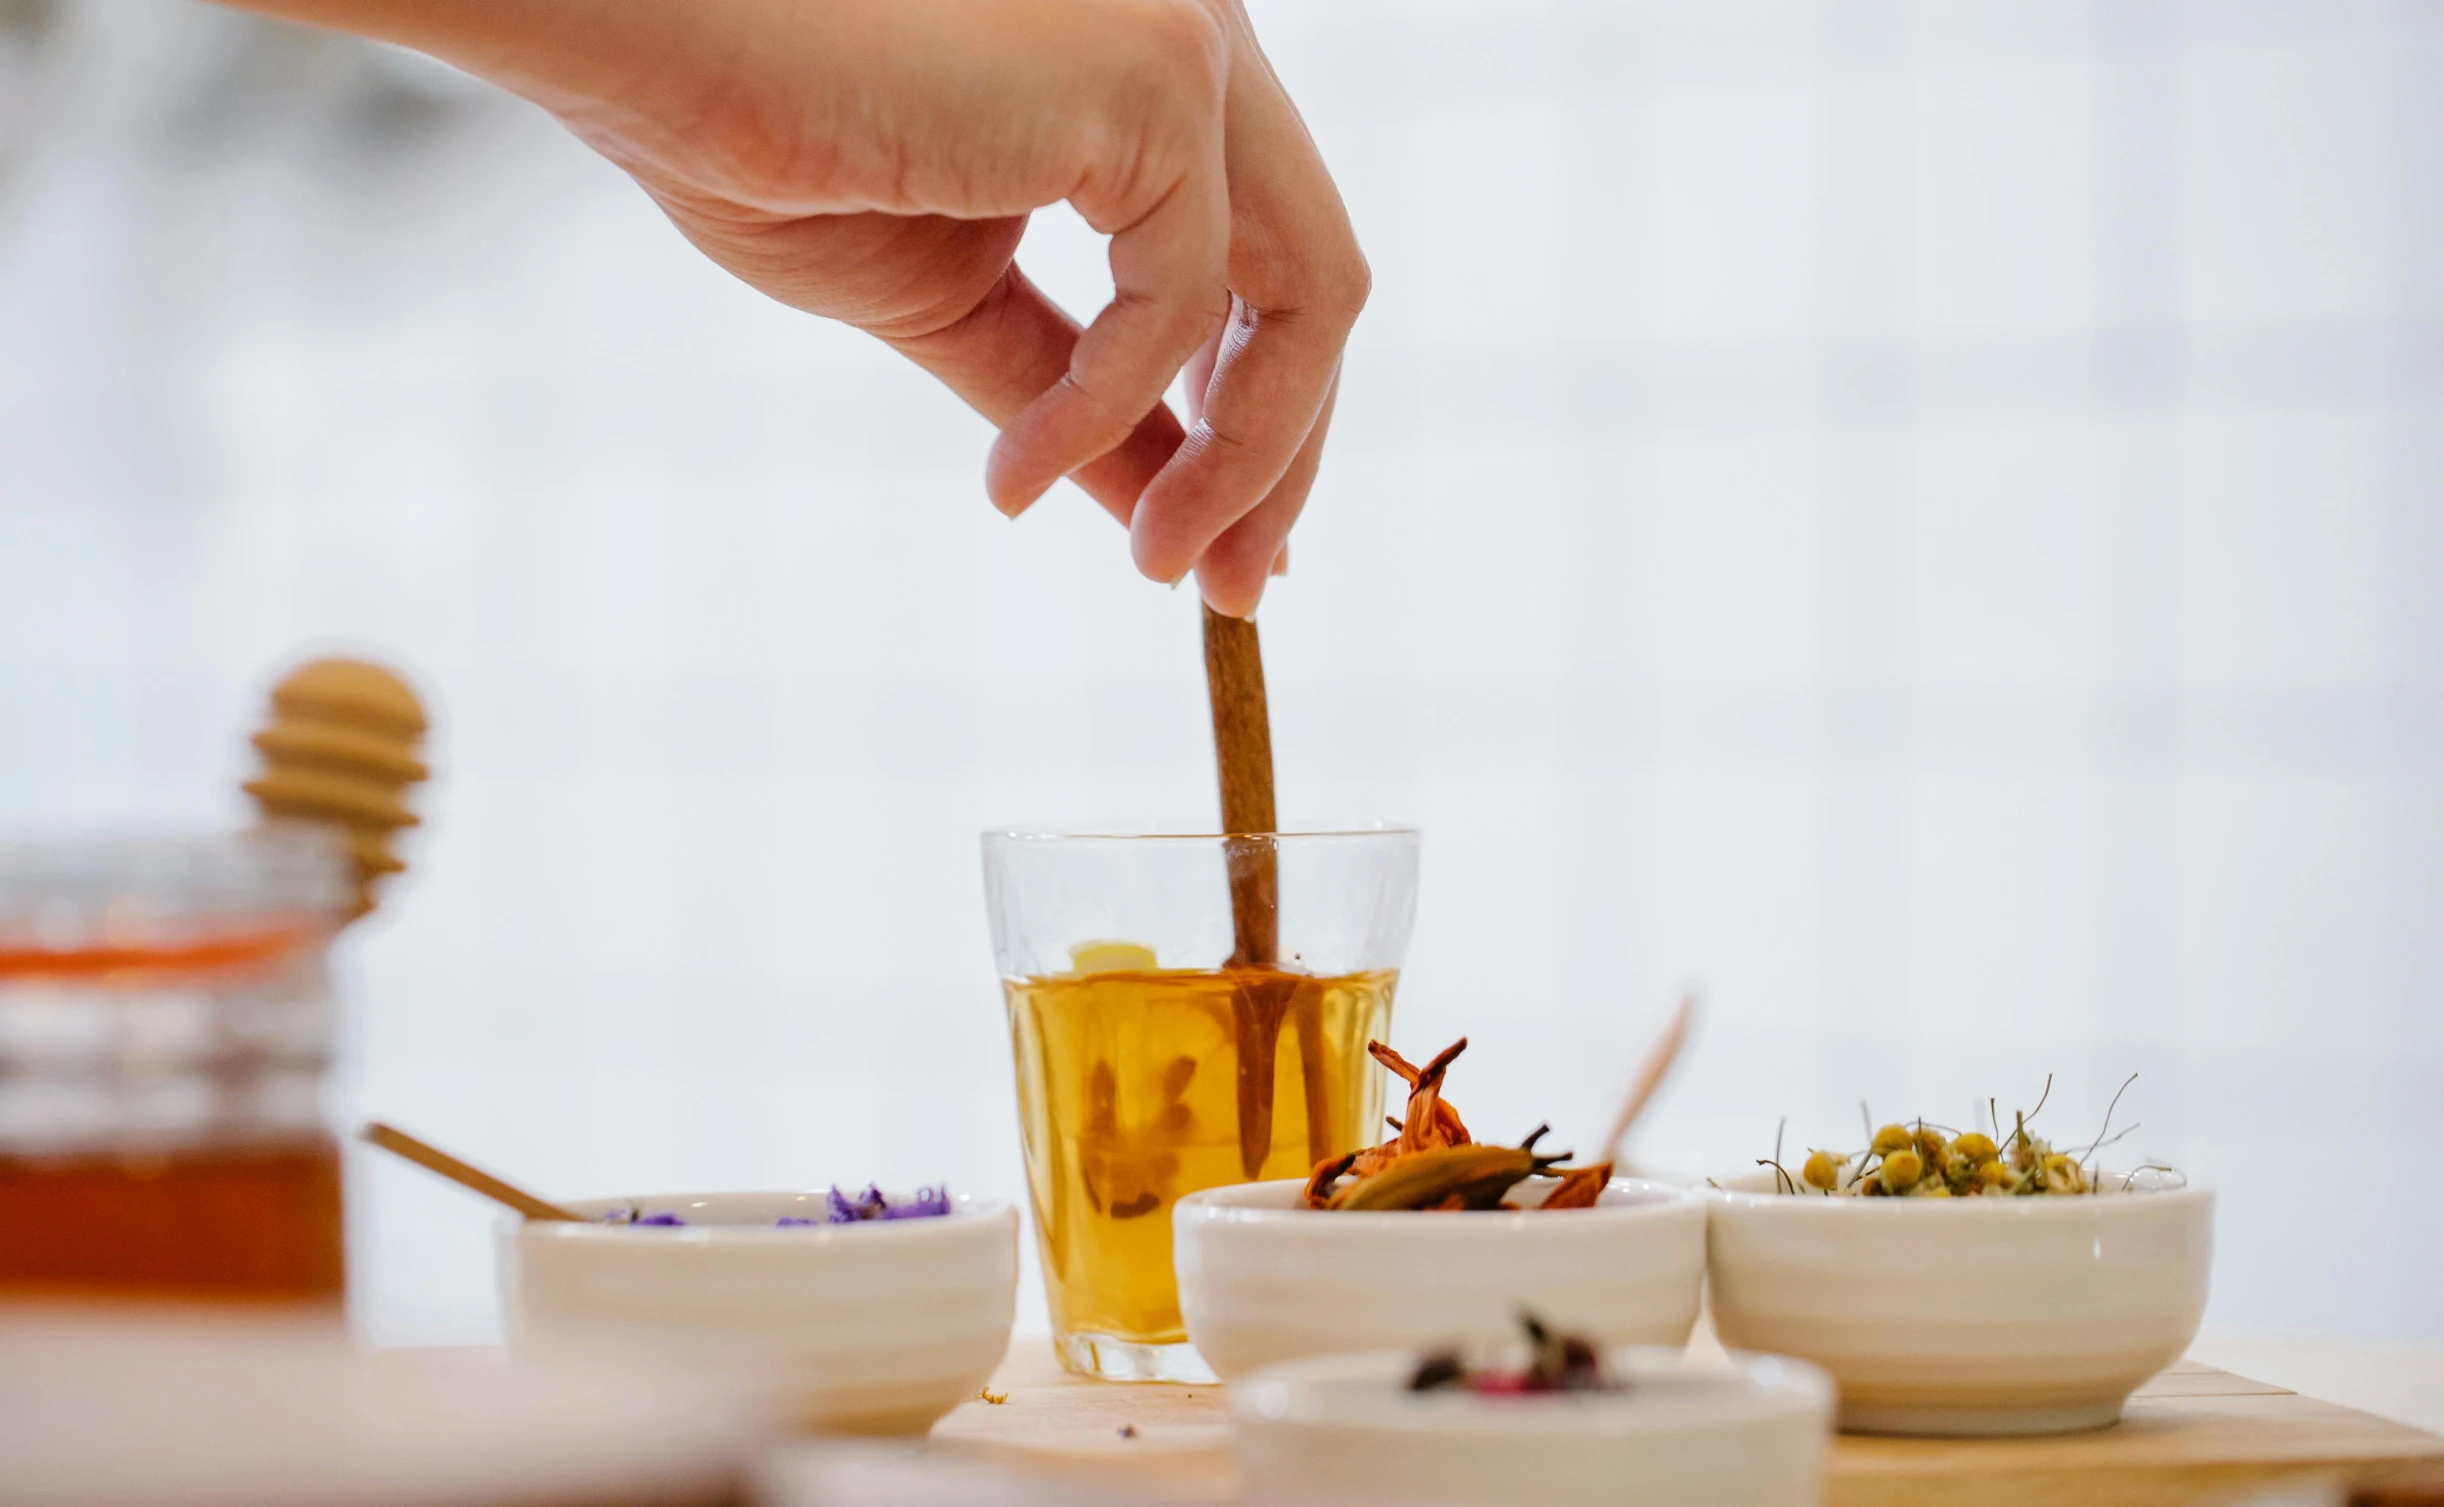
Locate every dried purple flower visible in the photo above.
<box><xmin>634</xmin><ymin>1212</ymin><xmax>686</xmax><ymax>1227</ymax></box>
<box><xmin>822</xmin><ymin>1184</ymin><xmax>955</xmax><ymax>1223</ymax></box>
<box><xmin>882</xmin><ymin>1184</ymin><xmax>953</xmax><ymax>1220</ymax></box>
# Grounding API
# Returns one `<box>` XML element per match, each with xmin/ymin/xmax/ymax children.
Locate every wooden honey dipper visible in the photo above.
<box><xmin>243</xmin><ymin>657</ymin><xmax>429</xmax><ymax>919</ymax></box>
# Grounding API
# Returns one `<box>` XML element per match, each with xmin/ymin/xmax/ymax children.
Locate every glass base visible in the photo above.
<box><xmin>1056</xmin><ymin>1330</ymin><xmax>1217</xmax><ymax>1384</ymax></box>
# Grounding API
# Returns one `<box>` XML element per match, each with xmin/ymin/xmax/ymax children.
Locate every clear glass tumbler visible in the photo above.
<box><xmin>982</xmin><ymin>824</ymin><xmax>1420</xmax><ymax>1381</ymax></box>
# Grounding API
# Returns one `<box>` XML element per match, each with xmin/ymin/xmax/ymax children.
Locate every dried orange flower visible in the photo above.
<box><xmin>1303</xmin><ymin>1039</ymin><xmax>1612</xmax><ymax>1213</ymax></box>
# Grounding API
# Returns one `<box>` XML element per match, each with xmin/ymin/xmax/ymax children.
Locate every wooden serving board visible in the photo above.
<box><xmin>930</xmin><ymin>1346</ymin><xmax>2444</xmax><ymax>1507</ymax></box>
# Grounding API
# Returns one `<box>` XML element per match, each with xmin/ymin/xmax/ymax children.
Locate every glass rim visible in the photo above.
<box><xmin>982</xmin><ymin>820</ymin><xmax>1418</xmax><ymax>845</ymax></box>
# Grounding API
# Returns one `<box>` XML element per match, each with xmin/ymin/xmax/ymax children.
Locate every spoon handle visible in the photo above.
<box><xmin>1601</xmin><ymin>991</ymin><xmax>1698</xmax><ymax>1165</ymax></box>
<box><xmin>359</xmin><ymin>1121</ymin><xmax>582</xmax><ymax>1222</ymax></box>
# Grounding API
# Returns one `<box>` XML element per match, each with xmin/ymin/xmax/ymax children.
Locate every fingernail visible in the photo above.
<box><xmin>991</xmin><ymin>482</ymin><xmax>1048</xmax><ymax>519</ymax></box>
<box><xmin>1201</xmin><ymin>589</ymin><xmax>1259</xmax><ymax>620</ymax></box>
<box><xmin>984</xmin><ymin>442</ymin><xmax>1047</xmax><ymax>518</ymax></box>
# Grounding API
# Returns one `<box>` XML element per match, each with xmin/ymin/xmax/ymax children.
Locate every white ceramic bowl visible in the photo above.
<box><xmin>1706</xmin><ymin>1172</ymin><xmax>2214</xmax><ymax>1436</ymax></box>
<box><xmin>499</xmin><ymin>1191</ymin><xmax>1018</xmax><ymax>1436</ymax></box>
<box><xmin>1234</xmin><ymin>1347</ymin><xmax>1834</xmax><ymax>1507</ymax></box>
<box><xmin>1174</xmin><ymin>1177</ymin><xmax>1706</xmax><ymax>1381</ymax></box>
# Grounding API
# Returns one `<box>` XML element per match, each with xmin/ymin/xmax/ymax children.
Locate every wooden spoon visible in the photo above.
<box><xmin>1598</xmin><ymin>990</ymin><xmax>1699</xmax><ymax>1166</ymax></box>
<box><xmin>359</xmin><ymin>1121</ymin><xmax>582</xmax><ymax>1222</ymax></box>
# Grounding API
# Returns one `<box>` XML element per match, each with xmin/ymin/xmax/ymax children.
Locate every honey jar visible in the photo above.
<box><xmin>0</xmin><ymin>830</ymin><xmax>350</xmax><ymax>1301</ymax></box>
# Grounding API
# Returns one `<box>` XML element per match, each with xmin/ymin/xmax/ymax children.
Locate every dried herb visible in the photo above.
<box><xmin>1408</xmin><ymin>1310</ymin><xmax>1618</xmax><ymax>1396</ymax></box>
<box><xmin>884</xmin><ymin>1185</ymin><xmax>954</xmax><ymax>1219</ymax></box>
<box><xmin>599</xmin><ymin>1189</ymin><xmax>951</xmax><ymax>1227</ymax></box>
<box><xmin>1303</xmin><ymin>1038</ymin><xmax>1614</xmax><ymax>1212</ymax></box>
<box><xmin>1536</xmin><ymin>1161</ymin><xmax>1615</xmax><ymax>1210</ymax></box>
<box><xmin>1327</xmin><ymin>1133</ymin><xmax>1568</xmax><ymax>1212</ymax></box>
<box><xmin>1765</xmin><ymin>1077</ymin><xmax>2181</xmax><ymax>1198</ymax></box>
<box><xmin>827</xmin><ymin>1184</ymin><xmax>953</xmax><ymax>1222</ymax></box>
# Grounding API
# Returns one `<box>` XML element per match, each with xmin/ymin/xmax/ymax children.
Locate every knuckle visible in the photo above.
<box><xmin>1190</xmin><ymin>285</ymin><xmax>1233</xmax><ymax>334</ymax></box>
<box><xmin>1146</xmin><ymin>1</ymin><xmax>1231</xmax><ymax>102</ymax></box>
<box><xmin>1319</xmin><ymin>245</ymin><xmax>1371</xmax><ymax>323</ymax></box>
<box><xmin>1105</xmin><ymin>2</ymin><xmax>1225</xmax><ymax>144</ymax></box>
<box><xmin>1078</xmin><ymin>5</ymin><xmax>1227</xmax><ymax>226</ymax></box>
<box><xmin>1197</xmin><ymin>417</ymin><xmax>1252</xmax><ymax>459</ymax></box>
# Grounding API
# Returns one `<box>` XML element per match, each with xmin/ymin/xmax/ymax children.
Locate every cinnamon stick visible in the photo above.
<box><xmin>1202</xmin><ymin>606</ymin><xmax>1278</xmax><ymax>965</ymax></box>
<box><xmin>1228</xmin><ymin>972</ymin><xmax>1294</xmax><ymax>1179</ymax></box>
<box><xmin>1203</xmin><ymin>605</ymin><xmax>1297</xmax><ymax>1178</ymax></box>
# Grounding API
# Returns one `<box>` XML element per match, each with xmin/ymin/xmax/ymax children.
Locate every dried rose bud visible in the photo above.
<box><xmin>1408</xmin><ymin>1350</ymin><xmax>1465</xmax><ymax>1392</ymax></box>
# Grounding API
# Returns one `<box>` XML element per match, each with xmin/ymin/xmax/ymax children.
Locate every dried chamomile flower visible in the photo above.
<box><xmin>1763</xmin><ymin>1075</ymin><xmax>2171</xmax><ymax>1199</ymax></box>
<box><xmin>1876</xmin><ymin>1149</ymin><xmax>1924</xmax><ymax>1194</ymax></box>
<box><xmin>2040</xmin><ymin>1154</ymin><xmax>2086</xmax><ymax>1196</ymax></box>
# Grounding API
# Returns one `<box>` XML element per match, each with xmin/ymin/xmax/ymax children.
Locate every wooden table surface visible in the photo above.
<box><xmin>929</xmin><ymin>1341</ymin><xmax>2444</xmax><ymax>1507</ymax></box>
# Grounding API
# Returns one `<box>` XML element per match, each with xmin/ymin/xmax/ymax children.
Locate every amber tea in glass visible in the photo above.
<box><xmin>984</xmin><ymin>827</ymin><xmax>1419</xmax><ymax>1381</ymax></box>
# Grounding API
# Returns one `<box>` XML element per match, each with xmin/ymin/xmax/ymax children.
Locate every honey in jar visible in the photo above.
<box><xmin>0</xmin><ymin>832</ymin><xmax>349</xmax><ymax>1302</ymax></box>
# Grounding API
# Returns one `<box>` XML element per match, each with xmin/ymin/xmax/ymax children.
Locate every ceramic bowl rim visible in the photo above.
<box><xmin>506</xmin><ymin>1190</ymin><xmax>1014</xmax><ymax>1243</ymax></box>
<box><xmin>1705</xmin><ymin>1171</ymin><xmax>2214</xmax><ymax>1217</ymax></box>
<box><xmin>1231</xmin><ymin>1346</ymin><xmax>1833</xmax><ymax>1436</ymax></box>
<box><xmin>1177</xmin><ymin>1175</ymin><xmax>1701</xmax><ymax>1231</ymax></box>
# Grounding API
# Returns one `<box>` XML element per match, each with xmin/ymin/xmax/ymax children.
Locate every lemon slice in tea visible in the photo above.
<box><xmin>1067</xmin><ymin>940</ymin><xmax>1160</xmax><ymax>974</ymax></box>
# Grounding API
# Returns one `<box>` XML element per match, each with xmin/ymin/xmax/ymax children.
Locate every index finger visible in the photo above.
<box><xmin>885</xmin><ymin>255</ymin><xmax>1187</xmax><ymax>527</ymax></box>
<box><xmin>984</xmin><ymin>158</ymin><xmax>1231</xmax><ymax>518</ymax></box>
<box><xmin>1127</xmin><ymin>56</ymin><xmax>1368</xmax><ymax>603</ymax></box>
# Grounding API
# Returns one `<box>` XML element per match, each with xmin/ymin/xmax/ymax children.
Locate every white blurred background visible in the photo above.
<box><xmin>1</xmin><ymin>0</ymin><xmax>2436</xmax><ymax>1349</ymax></box>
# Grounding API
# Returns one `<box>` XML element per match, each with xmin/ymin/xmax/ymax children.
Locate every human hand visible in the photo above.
<box><xmin>234</xmin><ymin>0</ymin><xmax>1366</xmax><ymax>615</ymax></box>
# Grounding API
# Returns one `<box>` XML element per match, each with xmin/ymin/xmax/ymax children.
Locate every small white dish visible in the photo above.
<box><xmin>2</xmin><ymin>1309</ymin><xmax>767</xmax><ymax>1507</ymax></box>
<box><xmin>1233</xmin><ymin>1347</ymin><xmax>1833</xmax><ymax>1507</ymax></box>
<box><xmin>1173</xmin><ymin>1177</ymin><xmax>1705</xmax><ymax>1381</ymax></box>
<box><xmin>499</xmin><ymin>1190</ymin><xmax>1018</xmax><ymax>1436</ymax></box>
<box><xmin>1706</xmin><ymin>1171</ymin><xmax>2214</xmax><ymax>1436</ymax></box>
